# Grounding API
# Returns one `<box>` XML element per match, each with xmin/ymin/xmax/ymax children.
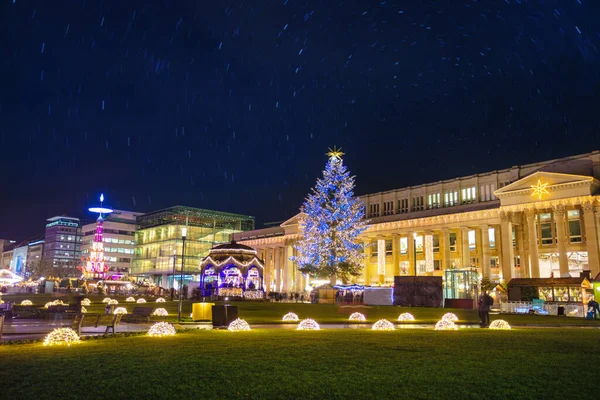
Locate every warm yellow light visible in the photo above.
<box><xmin>398</xmin><ymin>312</ymin><xmax>415</xmax><ymax>322</ymax></box>
<box><xmin>136</xmin><ymin>298</ymin><xmax>147</xmax><ymax>303</ymax></box>
<box><xmin>349</xmin><ymin>312</ymin><xmax>366</xmax><ymax>322</ymax></box>
<box><xmin>102</xmin><ymin>297</ymin><xmax>112</xmax><ymax>303</ymax></box>
<box><xmin>441</xmin><ymin>313</ymin><xmax>458</xmax><ymax>323</ymax></box>
<box><xmin>81</xmin><ymin>306</ymin><xmax>87</xmax><ymax>313</ymax></box>
<box><xmin>326</xmin><ymin>146</ymin><xmax>345</xmax><ymax>160</ymax></box>
<box><xmin>113</xmin><ymin>307</ymin><xmax>128</xmax><ymax>315</ymax></box>
<box><xmin>156</xmin><ymin>297</ymin><xmax>166</xmax><ymax>303</ymax></box>
<box><xmin>297</xmin><ymin>319</ymin><xmax>320</xmax><ymax>330</ymax></box>
<box><xmin>489</xmin><ymin>320</ymin><xmax>511</xmax><ymax>330</ymax></box>
<box><xmin>282</xmin><ymin>312</ymin><xmax>299</xmax><ymax>322</ymax></box>
<box><xmin>435</xmin><ymin>319</ymin><xmax>458</xmax><ymax>331</ymax></box>
<box><xmin>43</xmin><ymin>328</ymin><xmax>81</xmax><ymax>346</ymax></box>
<box><xmin>81</xmin><ymin>298</ymin><xmax>91</xmax><ymax>306</ymax></box>
<box><xmin>152</xmin><ymin>308</ymin><xmax>168</xmax><ymax>316</ymax></box>
<box><xmin>126</xmin><ymin>297</ymin><xmax>136</xmax><ymax>302</ymax></box>
<box><xmin>108</xmin><ymin>299</ymin><xmax>119</xmax><ymax>305</ymax></box>
<box><xmin>148</xmin><ymin>322</ymin><xmax>176</xmax><ymax>337</ymax></box>
<box><xmin>531</xmin><ymin>179</ymin><xmax>549</xmax><ymax>200</ymax></box>
<box><xmin>372</xmin><ymin>319</ymin><xmax>395</xmax><ymax>331</ymax></box>
<box><xmin>44</xmin><ymin>299</ymin><xmax>66</xmax><ymax>309</ymax></box>
<box><xmin>228</xmin><ymin>318</ymin><xmax>251</xmax><ymax>332</ymax></box>
<box><xmin>21</xmin><ymin>300</ymin><xmax>33</xmax><ymax>306</ymax></box>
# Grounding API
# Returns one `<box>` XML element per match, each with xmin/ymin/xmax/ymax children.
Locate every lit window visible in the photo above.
<box><xmin>433</xmin><ymin>235</ymin><xmax>440</xmax><ymax>253</ymax></box>
<box><xmin>385</xmin><ymin>240</ymin><xmax>392</xmax><ymax>256</ymax></box>
<box><xmin>415</xmin><ymin>236</ymin><xmax>423</xmax><ymax>253</ymax></box>
<box><xmin>537</xmin><ymin>213</ymin><xmax>554</xmax><ymax>245</ymax></box>
<box><xmin>449</xmin><ymin>232</ymin><xmax>457</xmax><ymax>252</ymax></box>
<box><xmin>468</xmin><ymin>230</ymin><xmax>476</xmax><ymax>250</ymax></box>
<box><xmin>488</xmin><ymin>227</ymin><xmax>495</xmax><ymax>249</ymax></box>
<box><xmin>400</xmin><ymin>237</ymin><xmax>408</xmax><ymax>254</ymax></box>
<box><xmin>568</xmin><ymin>209</ymin><xmax>582</xmax><ymax>243</ymax></box>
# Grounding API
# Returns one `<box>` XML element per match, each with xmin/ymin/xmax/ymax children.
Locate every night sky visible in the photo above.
<box><xmin>1</xmin><ymin>0</ymin><xmax>599</xmax><ymax>242</ymax></box>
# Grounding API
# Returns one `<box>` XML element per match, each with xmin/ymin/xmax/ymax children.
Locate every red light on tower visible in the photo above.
<box><xmin>86</xmin><ymin>194</ymin><xmax>113</xmax><ymax>280</ymax></box>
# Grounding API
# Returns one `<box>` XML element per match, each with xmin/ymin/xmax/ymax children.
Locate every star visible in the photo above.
<box><xmin>327</xmin><ymin>146</ymin><xmax>345</xmax><ymax>160</ymax></box>
<box><xmin>531</xmin><ymin>179</ymin><xmax>549</xmax><ymax>200</ymax></box>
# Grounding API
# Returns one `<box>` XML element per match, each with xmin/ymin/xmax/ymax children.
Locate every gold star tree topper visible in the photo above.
<box><xmin>327</xmin><ymin>146</ymin><xmax>345</xmax><ymax>160</ymax></box>
<box><xmin>531</xmin><ymin>179</ymin><xmax>549</xmax><ymax>200</ymax></box>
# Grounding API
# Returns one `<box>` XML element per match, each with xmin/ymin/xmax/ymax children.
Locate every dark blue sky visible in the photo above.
<box><xmin>1</xmin><ymin>0</ymin><xmax>599</xmax><ymax>241</ymax></box>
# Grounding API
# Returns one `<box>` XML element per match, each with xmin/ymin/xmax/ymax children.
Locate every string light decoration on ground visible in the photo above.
<box><xmin>21</xmin><ymin>300</ymin><xmax>33</xmax><ymax>306</ymax></box>
<box><xmin>102</xmin><ymin>297</ymin><xmax>112</xmax><ymax>303</ymax></box>
<box><xmin>156</xmin><ymin>297</ymin><xmax>166</xmax><ymax>303</ymax></box>
<box><xmin>372</xmin><ymin>319</ymin><xmax>395</xmax><ymax>331</ymax></box>
<box><xmin>297</xmin><ymin>319</ymin><xmax>320</xmax><ymax>330</ymax></box>
<box><xmin>282</xmin><ymin>312</ymin><xmax>299</xmax><ymax>322</ymax></box>
<box><xmin>43</xmin><ymin>328</ymin><xmax>81</xmax><ymax>346</ymax></box>
<box><xmin>108</xmin><ymin>299</ymin><xmax>119</xmax><ymax>305</ymax></box>
<box><xmin>435</xmin><ymin>320</ymin><xmax>458</xmax><ymax>331</ymax></box>
<box><xmin>148</xmin><ymin>322</ymin><xmax>176</xmax><ymax>337</ymax></box>
<box><xmin>441</xmin><ymin>313</ymin><xmax>459</xmax><ymax>323</ymax></box>
<box><xmin>44</xmin><ymin>300</ymin><xmax>66</xmax><ymax>308</ymax></box>
<box><xmin>81</xmin><ymin>306</ymin><xmax>87</xmax><ymax>313</ymax></box>
<box><xmin>398</xmin><ymin>313</ymin><xmax>415</xmax><ymax>322</ymax></box>
<box><xmin>126</xmin><ymin>297</ymin><xmax>135</xmax><ymax>302</ymax></box>
<box><xmin>136</xmin><ymin>298</ymin><xmax>147</xmax><ymax>303</ymax></box>
<box><xmin>81</xmin><ymin>298</ymin><xmax>91</xmax><ymax>306</ymax></box>
<box><xmin>349</xmin><ymin>312</ymin><xmax>366</xmax><ymax>322</ymax></box>
<box><xmin>113</xmin><ymin>307</ymin><xmax>128</xmax><ymax>315</ymax></box>
<box><xmin>152</xmin><ymin>308</ymin><xmax>168</xmax><ymax>316</ymax></box>
<box><xmin>489</xmin><ymin>320</ymin><xmax>512</xmax><ymax>330</ymax></box>
<box><xmin>228</xmin><ymin>318</ymin><xmax>251</xmax><ymax>332</ymax></box>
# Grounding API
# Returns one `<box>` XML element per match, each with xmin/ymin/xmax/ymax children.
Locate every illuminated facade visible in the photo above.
<box><xmin>234</xmin><ymin>151</ymin><xmax>600</xmax><ymax>293</ymax></box>
<box><xmin>43</xmin><ymin>216</ymin><xmax>82</xmax><ymax>271</ymax></box>
<box><xmin>131</xmin><ymin>206</ymin><xmax>254</xmax><ymax>288</ymax></box>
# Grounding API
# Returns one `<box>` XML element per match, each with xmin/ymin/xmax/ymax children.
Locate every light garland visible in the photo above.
<box><xmin>43</xmin><ymin>328</ymin><xmax>81</xmax><ymax>346</ymax></box>
<box><xmin>435</xmin><ymin>319</ymin><xmax>458</xmax><ymax>331</ymax></box>
<box><xmin>228</xmin><ymin>318</ymin><xmax>251</xmax><ymax>332</ymax></box>
<box><xmin>113</xmin><ymin>307</ymin><xmax>128</xmax><ymax>315</ymax></box>
<box><xmin>349</xmin><ymin>312</ymin><xmax>366</xmax><ymax>322</ymax></box>
<box><xmin>21</xmin><ymin>300</ymin><xmax>33</xmax><ymax>306</ymax></box>
<box><xmin>282</xmin><ymin>312</ymin><xmax>299</xmax><ymax>322</ymax></box>
<box><xmin>148</xmin><ymin>322</ymin><xmax>176</xmax><ymax>337</ymax></box>
<box><xmin>156</xmin><ymin>297</ymin><xmax>166</xmax><ymax>303</ymax></box>
<box><xmin>372</xmin><ymin>319</ymin><xmax>395</xmax><ymax>331</ymax></box>
<box><xmin>152</xmin><ymin>308</ymin><xmax>168</xmax><ymax>316</ymax></box>
<box><xmin>102</xmin><ymin>297</ymin><xmax>112</xmax><ymax>303</ymax></box>
<box><xmin>81</xmin><ymin>306</ymin><xmax>87</xmax><ymax>313</ymax></box>
<box><xmin>489</xmin><ymin>320</ymin><xmax>511</xmax><ymax>330</ymax></box>
<box><xmin>108</xmin><ymin>299</ymin><xmax>119</xmax><ymax>305</ymax></box>
<box><xmin>81</xmin><ymin>298</ymin><xmax>91</xmax><ymax>306</ymax></box>
<box><xmin>441</xmin><ymin>313</ymin><xmax>458</xmax><ymax>323</ymax></box>
<box><xmin>297</xmin><ymin>319</ymin><xmax>320</xmax><ymax>330</ymax></box>
<box><xmin>397</xmin><ymin>312</ymin><xmax>415</xmax><ymax>322</ymax></box>
<box><xmin>136</xmin><ymin>298</ymin><xmax>147</xmax><ymax>303</ymax></box>
<box><xmin>219</xmin><ymin>288</ymin><xmax>243</xmax><ymax>297</ymax></box>
<box><xmin>44</xmin><ymin>299</ymin><xmax>67</xmax><ymax>309</ymax></box>
<box><xmin>126</xmin><ymin>297</ymin><xmax>136</xmax><ymax>302</ymax></box>
<box><xmin>243</xmin><ymin>291</ymin><xmax>264</xmax><ymax>300</ymax></box>
<box><xmin>200</xmin><ymin>255</ymin><xmax>265</xmax><ymax>270</ymax></box>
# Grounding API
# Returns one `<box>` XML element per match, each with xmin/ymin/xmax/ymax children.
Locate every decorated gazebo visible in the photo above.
<box><xmin>199</xmin><ymin>241</ymin><xmax>265</xmax><ymax>300</ymax></box>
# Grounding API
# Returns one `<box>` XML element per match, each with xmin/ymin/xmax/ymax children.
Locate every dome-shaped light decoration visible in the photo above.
<box><xmin>435</xmin><ymin>319</ymin><xmax>458</xmax><ymax>331</ymax></box>
<box><xmin>44</xmin><ymin>299</ymin><xmax>66</xmax><ymax>309</ymax></box>
<box><xmin>108</xmin><ymin>299</ymin><xmax>119</xmax><ymax>305</ymax></box>
<box><xmin>148</xmin><ymin>322</ymin><xmax>176</xmax><ymax>337</ymax></box>
<box><xmin>282</xmin><ymin>312</ymin><xmax>299</xmax><ymax>322</ymax></box>
<box><xmin>21</xmin><ymin>300</ymin><xmax>33</xmax><ymax>306</ymax></box>
<box><xmin>372</xmin><ymin>319</ymin><xmax>395</xmax><ymax>331</ymax></box>
<box><xmin>349</xmin><ymin>312</ymin><xmax>366</xmax><ymax>322</ymax></box>
<box><xmin>43</xmin><ymin>328</ymin><xmax>81</xmax><ymax>346</ymax></box>
<box><xmin>102</xmin><ymin>297</ymin><xmax>112</xmax><ymax>303</ymax></box>
<box><xmin>297</xmin><ymin>319</ymin><xmax>320</xmax><ymax>330</ymax></box>
<box><xmin>81</xmin><ymin>306</ymin><xmax>88</xmax><ymax>313</ymax></box>
<box><xmin>398</xmin><ymin>312</ymin><xmax>415</xmax><ymax>322</ymax></box>
<box><xmin>152</xmin><ymin>308</ymin><xmax>168</xmax><ymax>316</ymax></box>
<box><xmin>136</xmin><ymin>298</ymin><xmax>147</xmax><ymax>304</ymax></box>
<box><xmin>489</xmin><ymin>320</ymin><xmax>511</xmax><ymax>330</ymax></box>
<box><xmin>156</xmin><ymin>297</ymin><xmax>166</xmax><ymax>303</ymax></box>
<box><xmin>81</xmin><ymin>298</ymin><xmax>91</xmax><ymax>306</ymax></box>
<box><xmin>126</xmin><ymin>297</ymin><xmax>136</xmax><ymax>302</ymax></box>
<box><xmin>228</xmin><ymin>318</ymin><xmax>251</xmax><ymax>332</ymax></box>
<box><xmin>113</xmin><ymin>307</ymin><xmax>128</xmax><ymax>315</ymax></box>
<box><xmin>441</xmin><ymin>313</ymin><xmax>459</xmax><ymax>323</ymax></box>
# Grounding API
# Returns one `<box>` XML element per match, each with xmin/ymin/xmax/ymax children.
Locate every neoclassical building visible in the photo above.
<box><xmin>233</xmin><ymin>151</ymin><xmax>600</xmax><ymax>294</ymax></box>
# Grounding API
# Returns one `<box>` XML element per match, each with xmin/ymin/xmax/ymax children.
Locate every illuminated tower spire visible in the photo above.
<box><xmin>86</xmin><ymin>194</ymin><xmax>114</xmax><ymax>279</ymax></box>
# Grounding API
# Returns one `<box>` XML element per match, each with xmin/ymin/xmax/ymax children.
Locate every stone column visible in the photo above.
<box><xmin>583</xmin><ymin>201</ymin><xmax>600</xmax><ymax>278</ymax></box>
<box><xmin>460</xmin><ymin>227</ymin><xmax>471</xmax><ymax>268</ymax></box>
<box><xmin>283</xmin><ymin>245</ymin><xmax>295</xmax><ymax>293</ymax></box>
<box><xmin>425</xmin><ymin>231</ymin><xmax>434</xmax><ymax>273</ymax></box>
<box><xmin>480</xmin><ymin>224</ymin><xmax>491</xmax><ymax>279</ymax></box>
<box><xmin>264</xmin><ymin>248</ymin><xmax>272</xmax><ymax>293</ymax></box>
<box><xmin>377</xmin><ymin>238</ymin><xmax>386</xmax><ymax>284</ymax></box>
<box><xmin>500</xmin><ymin>211</ymin><xmax>515</xmax><ymax>281</ymax></box>
<box><xmin>553</xmin><ymin>204</ymin><xmax>570</xmax><ymax>277</ymax></box>
<box><xmin>392</xmin><ymin>234</ymin><xmax>400</xmax><ymax>277</ymax></box>
<box><xmin>525</xmin><ymin>208</ymin><xmax>540</xmax><ymax>278</ymax></box>
<box><xmin>515</xmin><ymin>225</ymin><xmax>529</xmax><ymax>278</ymax></box>
<box><xmin>408</xmin><ymin>232</ymin><xmax>416</xmax><ymax>275</ymax></box>
<box><xmin>274</xmin><ymin>247</ymin><xmax>282</xmax><ymax>292</ymax></box>
<box><xmin>441</xmin><ymin>229</ymin><xmax>451</xmax><ymax>270</ymax></box>
<box><xmin>363</xmin><ymin>240</ymin><xmax>372</xmax><ymax>285</ymax></box>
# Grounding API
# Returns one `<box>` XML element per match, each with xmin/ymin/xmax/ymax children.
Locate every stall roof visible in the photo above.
<box><xmin>507</xmin><ymin>277</ymin><xmax>591</xmax><ymax>288</ymax></box>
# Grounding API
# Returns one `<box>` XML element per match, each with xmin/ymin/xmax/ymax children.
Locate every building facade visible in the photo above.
<box><xmin>81</xmin><ymin>210</ymin><xmax>141</xmax><ymax>277</ymax></box>
<box><xmin>234</xmin><ymin>151</ymin><xmax>600</xmax><ymax>294</ymax></box>
<box><xmin>43</xmin><ymin>216</ymin><xmax>82</xmax><ymax>271</ymax></box>
<box><xmin>131</xmin><ymin>206</ymin><xmax>255</xmax><ymax>288</ymax></box>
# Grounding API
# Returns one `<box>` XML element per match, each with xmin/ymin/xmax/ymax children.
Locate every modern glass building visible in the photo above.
<box><xmin>43</xmin><ymin>216</ymin><xmax>82</xmax><ymax>272</ymax></box>
<box><xmin>131</xmin><ymin>206</ymin><xmax>255</xmax><ymax>288</ymax></box>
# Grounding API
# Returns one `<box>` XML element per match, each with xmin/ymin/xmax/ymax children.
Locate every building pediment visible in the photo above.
<box><xmin>494</xmin><ymin>171</ymin><xmax>599</xmax><ymax>206</ymax></box>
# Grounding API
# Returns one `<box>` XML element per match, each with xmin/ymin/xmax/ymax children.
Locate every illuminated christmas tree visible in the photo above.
<box><xmin>293</xmin><ymin>147</ymin><xmax>366</xmax><ymax>284</ymax></box>
<box><xmin>84</xmin><ymin>194</ymin><xmax>113</xmax><ymax>279</ymax></box>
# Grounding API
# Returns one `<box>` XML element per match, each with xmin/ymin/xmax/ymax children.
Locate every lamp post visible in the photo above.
<box><xmin>413</xmin><ymin>232</ymin><xmax>418</xmax><ymax>307</ymax></box>
<box><xmin>178</xmin><ymin>227</ymin><xmax>187</xmax><ymax>322</ymax></box>
<box><xmin>170</xmin><ymin>249</ymin><xmax>176</xmax><ymax>301</ymax></box>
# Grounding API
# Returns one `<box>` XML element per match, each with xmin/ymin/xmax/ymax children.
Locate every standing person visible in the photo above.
<box><xmin>588</xmin><ymin>299</ymin><xmax>600</xmax><ymax>319</ymax></box>
<box><xmin>478</xmin><ymin>291</ymin><xmax>493</xmax><ymax>328</ymax></box>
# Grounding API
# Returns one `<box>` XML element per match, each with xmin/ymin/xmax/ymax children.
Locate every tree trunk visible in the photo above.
<box><xmin>329</xmin><ymin>274</ymin><xmax>337</xmax><ymax>286</ymax></box>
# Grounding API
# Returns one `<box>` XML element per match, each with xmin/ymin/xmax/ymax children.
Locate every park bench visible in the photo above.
<box><xmin>47</xmin><ymin>305</ymin><xmax>79</xmax><ymax>320</ymax></box>
<box><xmin>0</xmin><ymin>303</ymin><xmax>13</xmax><ymax>319</ymax></box>
<box><xmin>71</xmin><ymin>313</ymin><xmax>122</xmax><ymax>336</ymax></box>
<box><xmin>121</xmin><ymin>307</ymin><xmax>153</xmax><ymax>323</ymax></box>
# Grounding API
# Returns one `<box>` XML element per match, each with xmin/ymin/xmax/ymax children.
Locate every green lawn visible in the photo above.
<box><xmin>0</xmin><ymin>328</ymin><xmax>597</xmax><ymax>399</ymax></box>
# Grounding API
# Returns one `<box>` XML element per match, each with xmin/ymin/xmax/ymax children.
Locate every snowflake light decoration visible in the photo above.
<box><xmin>21</xmin><ymin>300</ymin><xmax>33</xmax><ymax>306</ymax></box>
<box><xmin>148</xmin><ymin>322</ymin><xmax>176</xmax><ymax>337</ymax></box>
<box><xmin>398</xmin><ymin>312</ymin><xmax>415</xmax><ymax>322</ymax></box>
<box><xmin>228</xmin><ymin>318</ymin><xmax>251</xmax><ymax>332</ymax></box>
<box><xmin>435</xmin><ymin>319</ymin><xmax>458</xmax><ymax>331</ymax></box>
<box><xmin>152</xmin><ymin>308</ymin><xmax>168</xmax><ymax>316</ymax></box>
<box><xmin>81</xmin><ymin>298</ymin><xmax>91</xmax><ymax>306</ymax></box>
<box><xmin>372</xmin><ymin>319</ymin><xmax>395</xmax><ymax>331</ymax></box>
<box><xmin>126</xmin><ymin>297</ymin><xmax>136</xmax><ymax>302</ymax></box>
<box><xmin>113</xmin><ymin>307</ymin><xmax>128</xmax><ymax>315</ymax></box>
<box><xmin>136</xmin><ymin>298</ymin><xmax>147</xmax><ymax>303</ymax></box>
<box><xmin>297</xmin><ymin>319</ymin><xmax>320</xmax><ymax>330</ymax></box>
<box><xmin>43</xmin><ymin>328</ymin><xmax>81</xmax><ymax>346</ymax></box>
<box><xmin>441</xmin><ymin>313</ymin><xmax>458</xmax><ymax>323</ymax></box>
<box><xmin>531</xmin><ymin>179</ymin><xmax>549</xmax><ymax>200</ymax></box>
<box><xmin>156</xmin><ymin>297</ymin><xmax>166</xmax><ymax>303</ymax></box>
<box><xmin>282</xmin><ymin>312</ymin><xmax>299</xmax><ymax>322</ymax></box>
<box><xmin>489</xmin><ymin>320</ymin><xmax>511</xmax><ymax>330</ymax></box>
<box><xmin>349</xmin><ymin>312</ymin><xmax>366</xmax><ymax>322</ymax></box>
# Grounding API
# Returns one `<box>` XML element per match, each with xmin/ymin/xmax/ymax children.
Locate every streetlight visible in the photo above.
<box><xmin>178</xmin><ymin>226</ymin><xmax>187</xmax><ymax>321</ymax></box>
<box><xmin>171</xmin><ymin>249</ymin><xmax>176</xmax><ymax>301</ymax></box>
<box><xmin>412</xmin><ymin>232</ymin><xmax>418</xmax><ymax>307</ymax></box>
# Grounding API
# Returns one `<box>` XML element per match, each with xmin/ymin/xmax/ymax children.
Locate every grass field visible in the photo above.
<box><xmin>0</xmin><ymin>328</ymin><xmax>597</xmax><ymax>399</ymax></box>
